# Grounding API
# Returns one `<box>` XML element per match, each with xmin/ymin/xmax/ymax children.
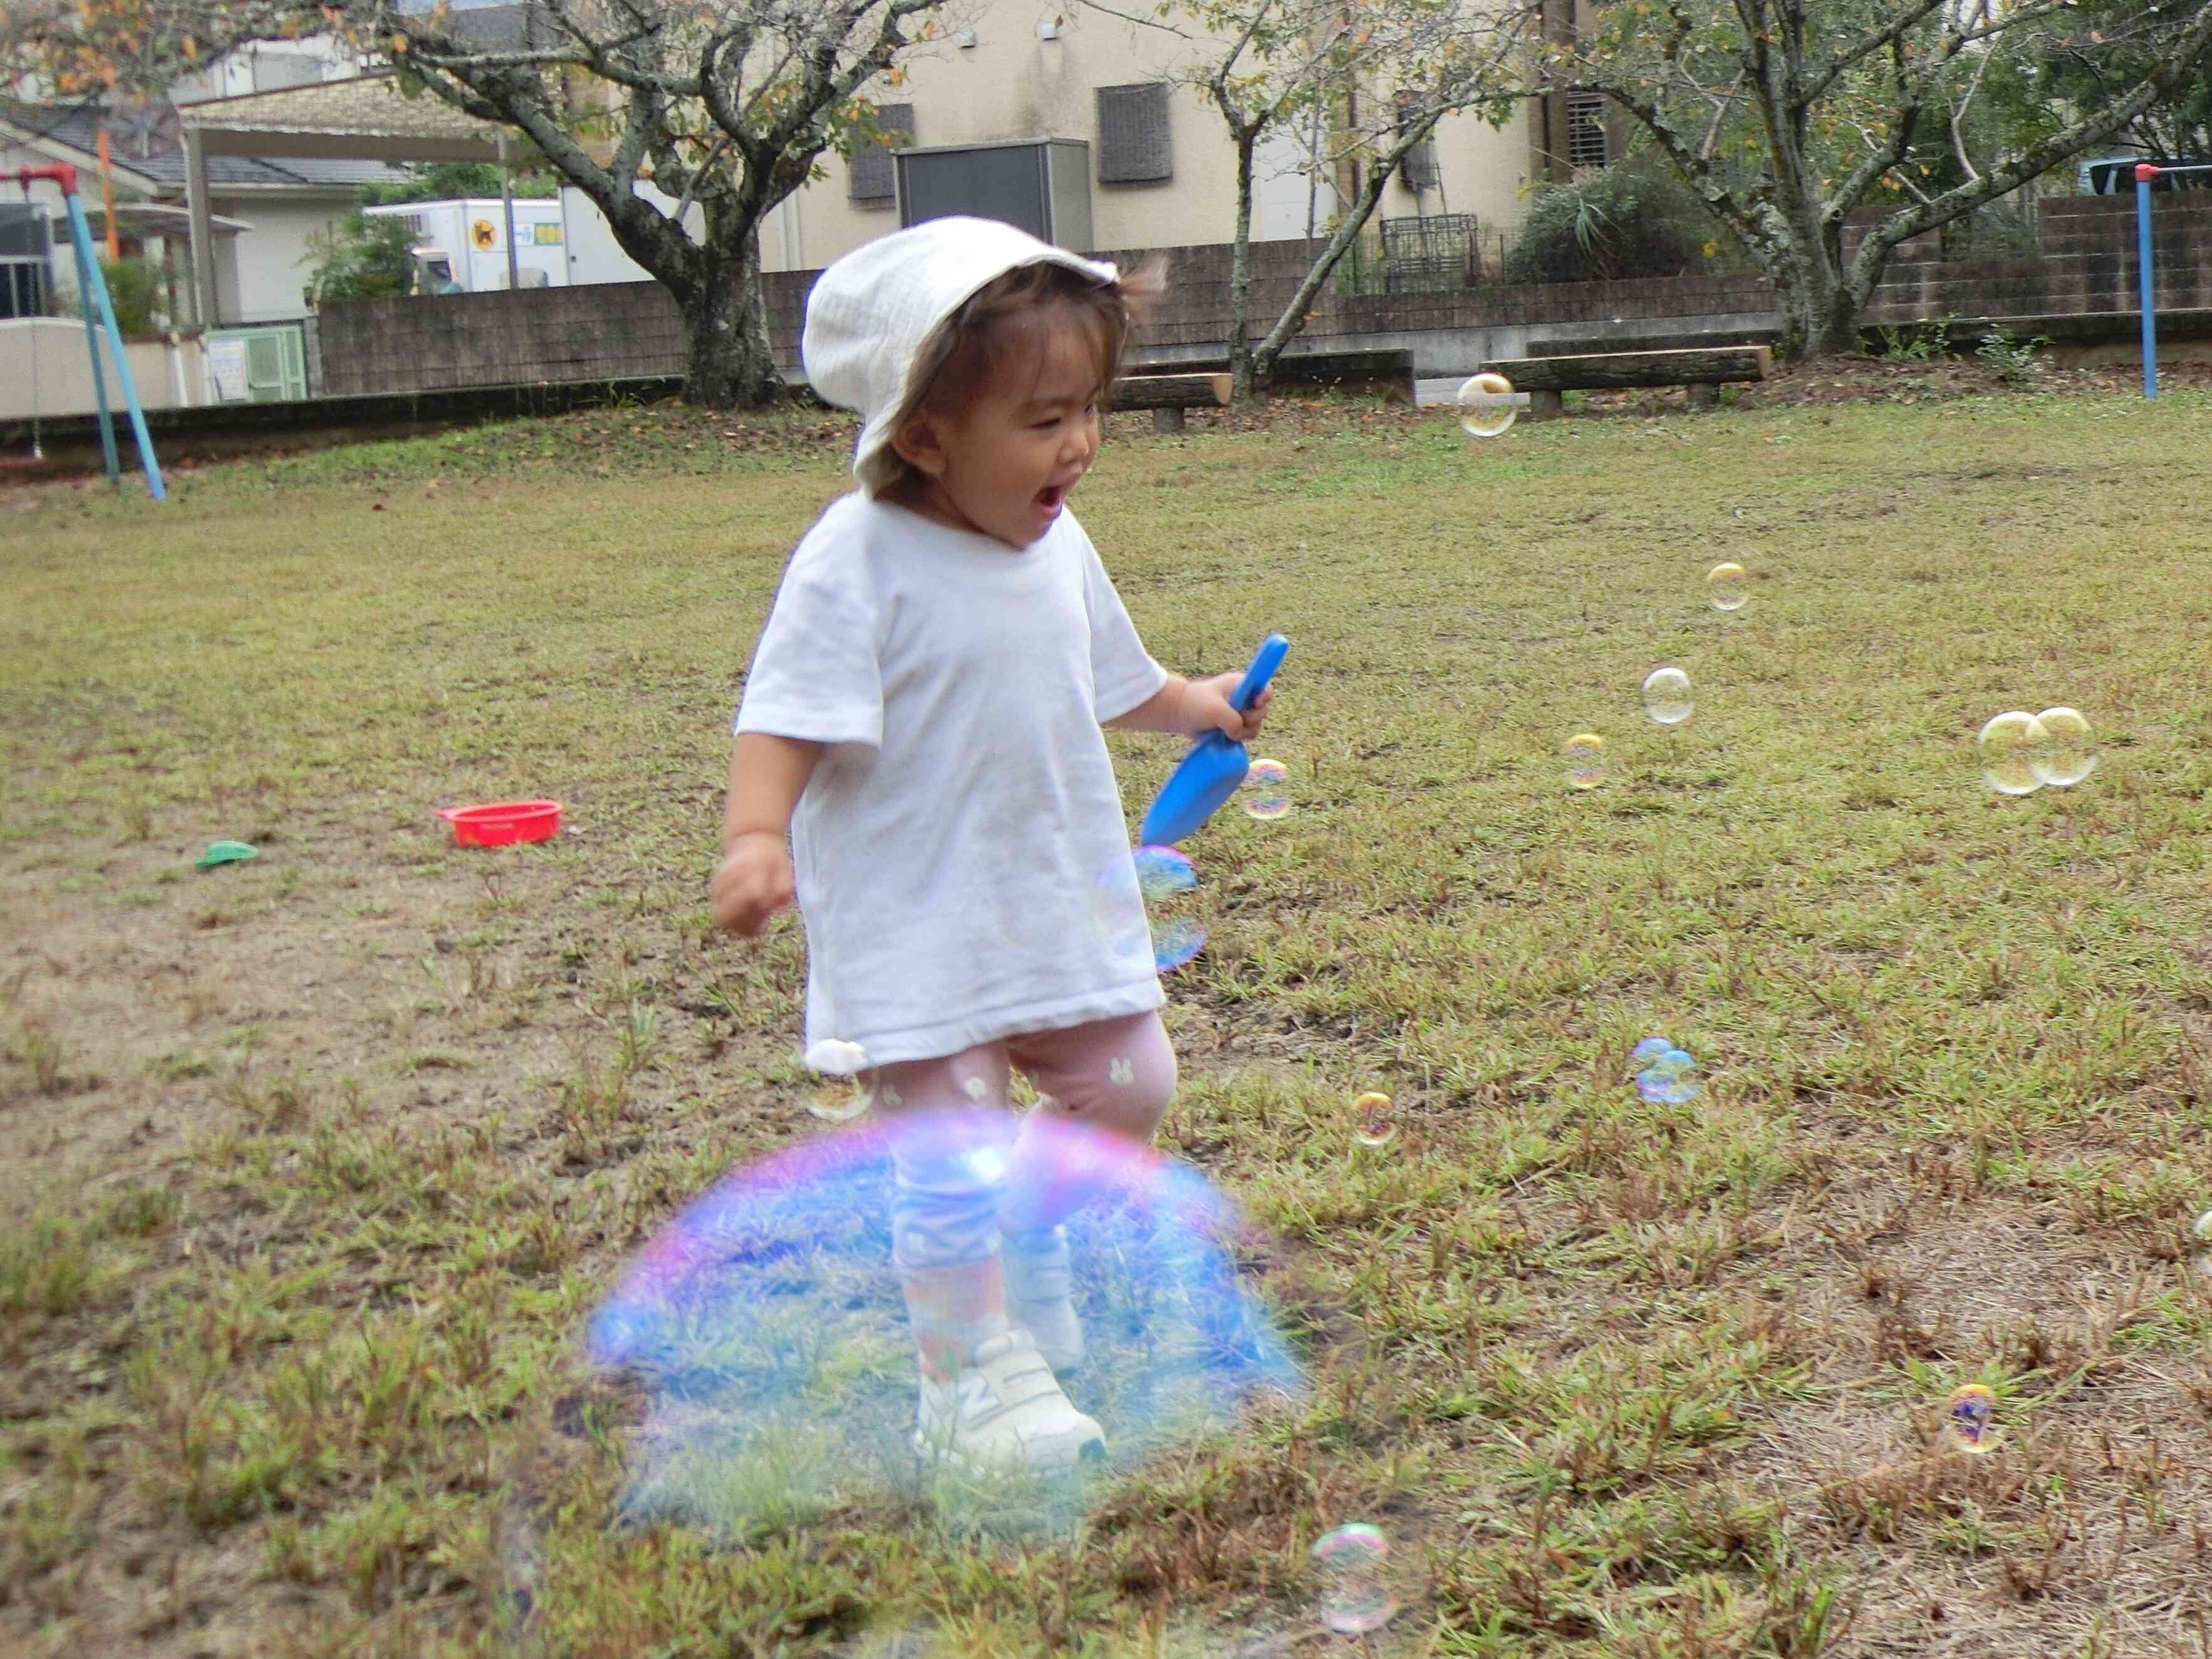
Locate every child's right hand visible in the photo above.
<box><xmin>711</xmin><ymin>831</ymin><xmax>796</xmax><ymax>937</ymax></box>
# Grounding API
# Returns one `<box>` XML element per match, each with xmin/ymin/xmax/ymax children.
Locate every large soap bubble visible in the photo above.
<box><xmin>580</xmin><ymin>1110</ymin><xmax>1306</xmax><ymax>1541</ymax></box>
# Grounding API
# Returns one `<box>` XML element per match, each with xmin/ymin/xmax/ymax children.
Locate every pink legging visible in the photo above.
<box><xmin>871</xmin><ymin>1010</ymin><xmax>1176</xmax><ymax>1269</ymax></box>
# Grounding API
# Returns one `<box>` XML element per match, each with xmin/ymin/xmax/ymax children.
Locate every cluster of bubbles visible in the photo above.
<box><xmin>1351</xmin><ymin>1091</ymin><xmax>1396</xmax><ymax>1147</ymax></box>
<box><xmin>1943</xmin><ymin>1383</ymin><xmax>1999</xmax><ymax>1455</ymax></box>
<box><xmin>1629</xmin><ymin>1036</ymin><xmax>1703</xmax><ymax>1104</ymax></box>
<box><xmin>1460</xmin><ymin>382</ymin><xmax>2107</xmax><ymax>799</ymax></box>
<box><xmin>1976</xmin><ymin>707</ymin><xmax>2098</xmax><ymax>797</ymax></box>
<box><xmin>1311</xmin><ymin>1522</ymin><xmax>1398</xmax><ymax>1635</ymax></box>
<box><xmin>1557</xmin><ymin>564</ymin><xmax>1742</xmax><ymax>788</ymax></box>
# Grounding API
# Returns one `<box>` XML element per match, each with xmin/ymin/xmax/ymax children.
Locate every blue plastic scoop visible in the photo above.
<box><xmin>1138</xmin><ymin>633</ymin><xmax>1289</xmax><ymax>847</ymax></box>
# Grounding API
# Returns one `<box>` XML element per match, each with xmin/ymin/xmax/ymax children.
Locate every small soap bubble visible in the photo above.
<box><xmin>1629</xmin><ymin>1036</ymin><xmax>1673</xmax><ymax>1070</ymax></box>
<box><xmin>1244</xmin><ymin>757</ymin><xmax>1291</xmax><ymax>821</ymax></box>
<box><xmin>1943</xmin><ymin>1383</ymin><xmax>1998</xmax><ymax>1454</ymax></box>
<box><xmin>1978</xmin><ymin>711</ymin><xmax>2047</xmax><ymax>797</ymax></box>
<box><xmin>1093</xmin><ymin>846</ymin><xmax>1208</xmax><ymax>971</ymax></box>
<box><xmin>1134</xmin><ymin>844</ymin><xmax>1207</xmax><ymax>971</ymax></box>
<box><xmin>1634</xmin><ymin>1047</ymin><xmax>1701</xmax><ymax>1105</ymax></box>
<box><xmin>1455</xmin><ymin>371</ymin><xmax>1519</xmax><ymax>439</ymax></box>
<box><xmin>2194</xmin><ymin>1208</ymin><xmax>2212</xmax><ymax>1246</ymax></box>
<box><xmin>1641</xmin><ymin>666</ymin><xmax>1694</xmax><ymax>727</ymax></box>
<box><xmin>1563</xmin><ymin>732</ymin><xmax>1606</xmax><ymax>790</ymax></box>
<box><xmin>2030</xmin><ymin>706</ymin><xmax>2096</xmax><ymax>787</ymax></box>
<box><xmin>1311</xmin><ymin>1522</ymin><xmax>1398</xmax><ymax>1636</ymax></box>
<box><xmin>1708</xmin><ymin>561</ymin><xmax>1750</xmax><ymax>612</ymax></box>
<box><xmin>802</xmin><ymin>1039</ymin><xmax>873</xmax><ymax>1123</ymax></box>
<box><xmin>1351</xmin><ymin>1092</ymin><xmax>1396</xmax><ymax>1147</ymax></box>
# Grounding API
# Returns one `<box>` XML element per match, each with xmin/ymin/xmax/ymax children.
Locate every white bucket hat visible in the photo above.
<box><xmin>802</xmin><ymin>216</ymin><xmax>1120</xmax><ymax>496</ymax></box>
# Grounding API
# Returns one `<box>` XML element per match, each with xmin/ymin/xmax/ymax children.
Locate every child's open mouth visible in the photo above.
<box><xmin>1036</xmin><ymin>484</ymin><xmax>1067</xmax><ymax>514</ymax></box>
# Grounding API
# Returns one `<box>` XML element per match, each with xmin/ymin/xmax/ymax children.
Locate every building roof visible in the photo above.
<box><xmin>2</xmin><ymin>98</ymin><xmax>409</xmax><ymax>193</ymax></box>
<box><xmin>179</xmin><ymin>74</ymin><xmax>506</xmax><ymax>163</ymax></box>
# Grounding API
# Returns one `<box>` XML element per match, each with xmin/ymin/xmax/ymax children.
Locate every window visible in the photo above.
<box><xmin>250</xmin><ymin>51</ymin><xmax>325</xmax><ymax>93</ymax></box>
<box><xmin>0</xmin><ymin>204</ymin><xmax>49</xmax><ymax>320</ymax></box>
<box><xmin>1566</xmin><ymin>91</ymin><xmax>1609</xmax><ymax>171</ymax></box>
<box><xmin>1095</xmin><ymin>83</ymin><xmax>1172</xmax><ymax>183</ymax></box>
<box><xmin>1398</xmin><ymin>96</ymin><xmax>1439</xmax><ymax>191</ymax></box>
<box><xmin>848</xmin><ymin>101</ymin><xmax>914</xmax><ymax>206</ymax></box>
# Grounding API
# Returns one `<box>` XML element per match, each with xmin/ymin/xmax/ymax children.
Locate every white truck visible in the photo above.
<box><xmin>360</xmin><ymin>197</ymin><xmax>568</xmax><ymax>295</ymax></box>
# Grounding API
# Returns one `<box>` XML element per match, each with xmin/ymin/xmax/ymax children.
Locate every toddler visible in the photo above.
<box><xmin>711</xmin><ymin>217</ymin><xmax>1270</xmax><ymax>1475</ymax></box>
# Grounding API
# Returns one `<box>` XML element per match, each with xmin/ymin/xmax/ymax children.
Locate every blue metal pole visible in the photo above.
<box><xmin>2136</xmin><ymin>162</ymin><xmax>2159</xmax><ymax>401</ymax></box>
<box><xmin>60</xmin><ymin>187</ymin><xmax>164</xmax><ymax>499</ymax></box>
<box><xmin>63</xmin><ymin>201</ymin><xmax>121</xmax><ymax>483</ymax></box>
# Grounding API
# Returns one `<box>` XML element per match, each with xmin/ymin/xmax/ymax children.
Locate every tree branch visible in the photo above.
<box><xmin>1849</xmin><ymin>0</ymin><xmax>2212</xmax><ymax>292</ymax></box>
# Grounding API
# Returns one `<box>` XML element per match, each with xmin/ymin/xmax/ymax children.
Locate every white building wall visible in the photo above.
<box><xmin>208</xmin><ymin>192</ymin><xmax>355</xmax><ymax>321</ymax></box>
<box><xmin>170</xmin><ymin>36</ymin><xmax>367</xmax><ymax>102</ymax></box>
<box><xmin>757</xmin><ymin>2</ymin><xmax>1534</xmax><ymax>273</ymax></box>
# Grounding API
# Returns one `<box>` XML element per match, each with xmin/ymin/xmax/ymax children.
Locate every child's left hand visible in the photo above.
<box><xmin>1188</xmin><ymin>671</ymin><xmax>1272</xmax><ymax>743</ymax></box>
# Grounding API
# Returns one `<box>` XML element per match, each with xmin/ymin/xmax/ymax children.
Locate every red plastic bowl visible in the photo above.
<box><xmin>438</xmin><ymin>800</ymin><xmax>562</xmax><ymax>847</ymax></box>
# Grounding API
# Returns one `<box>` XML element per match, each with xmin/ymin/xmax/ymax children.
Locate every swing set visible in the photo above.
<box><xmin>7</xmin><ymin>162</ymin><xmax>165</xmax><ymax>499</ymax></box>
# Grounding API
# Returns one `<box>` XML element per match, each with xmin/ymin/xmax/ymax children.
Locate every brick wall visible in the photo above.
<box><xmin>319</xmin><ymin>198</ymin><xmax>2212</xmax><ymax>396</ymax></box>
<box><xmin>1849</xmin><ymin>194</ymin><xmax>2212</xmax><ymax>323</ymax></box>
<box><xmin>319</xmin><ymin>280</ymin><xmax>687</xmax><ymax>396</ymax></box>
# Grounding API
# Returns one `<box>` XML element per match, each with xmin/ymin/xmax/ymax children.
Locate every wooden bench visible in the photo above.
<box><xmin>1122</xmin><ymin>347</ymin><xmax>1420</xmax><ymax>425</ymax></box>
<box><xmin>1482</xmin><ymin>344</ymin><xmax>1772</xmax><ymax>417</ymax></box>
<box><xmin>1524</xmin><ymin>327</ymin><xmax>1781</xmax><ymax>360</ymax></box>
<box><xmin>1113</xmin><ymin>371</ymin><xmax>1232</xmax><ymax>432</ymax></box>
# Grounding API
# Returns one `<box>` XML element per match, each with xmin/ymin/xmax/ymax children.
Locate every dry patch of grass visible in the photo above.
<box><xmin>6</xmin><ymin>388</ymin><xmax>2212</xmax><ymax>1655</ymax></box>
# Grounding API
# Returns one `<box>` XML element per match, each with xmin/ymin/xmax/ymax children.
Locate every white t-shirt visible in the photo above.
<box><xmin>735</xmin><ymin>494</ymin><xmax>1171</xmax><ymax>1067</ymax></box>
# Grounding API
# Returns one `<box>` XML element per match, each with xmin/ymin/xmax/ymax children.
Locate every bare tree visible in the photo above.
<box><xmin>1086</xmin><ymin>0</ymin><xmax>1535</xmax><ymax>402</ymax></box>
<box><xmin>13</xmin><ymin>0</ymin><xmax>952</xmax><ymax>405</ymax></box>
<box><xmin>1530</xmin><ymin>0</ymin><xmax>2212</xmax><ymax>357</ymax></box>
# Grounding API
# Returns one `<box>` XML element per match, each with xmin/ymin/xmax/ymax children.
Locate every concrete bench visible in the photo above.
<box><xmin>1483</xmin><ymin>344</ymin><xmax>1773</xmax><ymax>416</ymax></box>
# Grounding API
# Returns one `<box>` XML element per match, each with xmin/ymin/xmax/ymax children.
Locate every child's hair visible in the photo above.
<box><xmin>891</xmin><ymin>256</ymin><xmax>1166</xmax><ymax>482</ymax></box>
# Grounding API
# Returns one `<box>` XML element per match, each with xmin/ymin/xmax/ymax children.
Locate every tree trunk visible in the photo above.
<box><xmin>1227</xmin><ymin>127</ymin><xmax>1260</xmax><ymax>406</ymax></box>
<box><xmin>1799</xmin><ymin>269</ymin><xmax>1864</xmax><ymax>357</ymax></box>
<box><xmin>1768</xmin><ymin>213</ymin><xmax>1868</xmax><ymax>359</ymax></box>
<box><xmin>680</xmin><ymin>225</ymin><xmax>783</xmax><ymax>410</ymax></box>
<box><xmin>1247</xmin><ymin>128</ymin><xmax>1421</xmax><ymax>387</ymax></box>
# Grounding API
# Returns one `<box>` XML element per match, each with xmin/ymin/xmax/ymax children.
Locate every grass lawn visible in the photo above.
<box><xmin>7</xmin><ymin>386</ymin><xmax>2212</xmax><ymax>1657</ymax></box>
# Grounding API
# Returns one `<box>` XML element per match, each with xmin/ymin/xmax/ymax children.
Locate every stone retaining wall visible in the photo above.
<box><xmin>318</xmin><ymin>194</ymin><xmax>2212</xmax><ymax>395</ymax></box>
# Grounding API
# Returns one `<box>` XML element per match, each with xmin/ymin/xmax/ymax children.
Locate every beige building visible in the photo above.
<box><xmin>755</xmin><ymin>2</ymin><xmax>1605</xmax><ymax>274</ymax></box>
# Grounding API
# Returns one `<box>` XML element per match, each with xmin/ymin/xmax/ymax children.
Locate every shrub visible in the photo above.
<box><xmin>1504</xmin><ymin>160</ymin><xmax>1735</xmax><ymax>285</ymax></box>
<box><xmin>301</xmin><ymin>210</ymin><xmax>417</xmax><ymax>306</ymax></box>
<box><xmin>1975</xmin><ymin>324</ymin><xmax>2049</xmax><ymax>386</ymax></box>
<box><xmin>61</xmin><ymin>256</ymin><xmax>164</xmax><ymax>333</ymax></box>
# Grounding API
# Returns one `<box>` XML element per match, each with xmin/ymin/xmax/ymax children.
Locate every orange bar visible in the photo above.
<box><xmin>96</xmin><ymin>125</ymin><xmax>120</xmax><ymax>259</ymax></box>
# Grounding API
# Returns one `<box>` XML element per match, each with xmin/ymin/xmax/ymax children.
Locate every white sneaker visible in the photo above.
<box><xmin>913</xmin><ymin>1330</ymin><xmax>1104</xmax><ymax>1474</ymax></box>
<box><xmin>1004</xmin><ymin>1228</ymin><xmax>1084</xmax><ymax>1373</ymax></box>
